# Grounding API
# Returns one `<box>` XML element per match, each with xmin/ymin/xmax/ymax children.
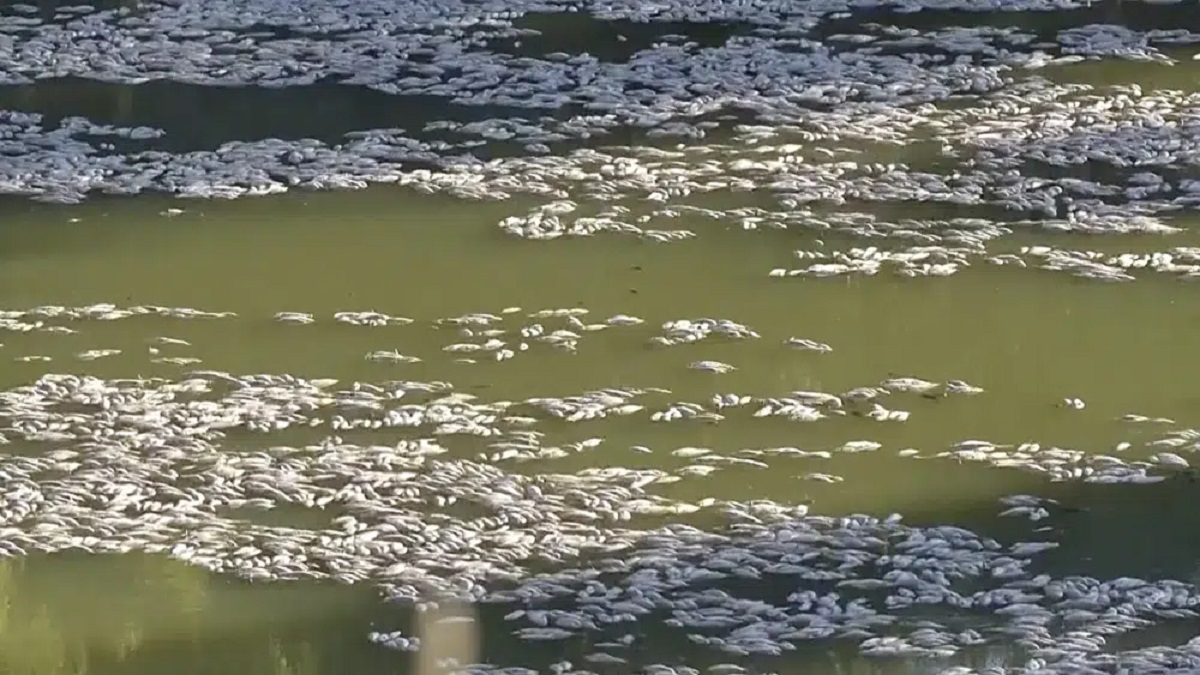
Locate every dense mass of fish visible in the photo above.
<box><xmin>6</xmin><ymin>0</ymin><xmax>1200</xmax><ymax>672</ymax></box>
<box><xmin>4</xmin><ymin>303</ymin><xmax>1200</xmax><ymax>674</ymax></box>
<box><xmin>4</xmin><ymin>3</ymin><xmax>1200</xmax><ymax>284</ymax></box>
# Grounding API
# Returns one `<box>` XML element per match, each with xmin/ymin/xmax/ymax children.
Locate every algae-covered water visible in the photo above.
<box><xmin>4</xmin><ymin>0</ymin><xmax>1200</xmax><ymax>673</ymax></box>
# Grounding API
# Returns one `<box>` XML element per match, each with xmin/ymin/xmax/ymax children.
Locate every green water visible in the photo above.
<box><xmin>5</xmin><ymin>3</ymin><xmax>1200</xmax><ymax>674</ymax></box>
<box><xmin>4</xmin><ymin>182</ymin><xmax>1200</xmax><ymax>673</ymax></box>
<box><xmin>0</xmin><ymin>553</ymin><xmax>396</xmax><ymax>675</ymax></box>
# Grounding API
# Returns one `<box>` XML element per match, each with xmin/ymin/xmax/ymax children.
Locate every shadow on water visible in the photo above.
<box><xmin>485</xmin><ymin>12</ymin><xmax>756</xmax><ymax>62</ymax></box>
<box><xmin>0</xmin><ymin>552</ymin><xmax>403</xmax><ymax>675</ymax></box>
<box><xmin>473</xmin><ymin>472</ymin><xmax>1200</xmax><ymax>672</ymax></box>
<box><xmin>900</xmin><ymin>469</ymin><xmax>1200</xmax><ymax>583</ymax></box>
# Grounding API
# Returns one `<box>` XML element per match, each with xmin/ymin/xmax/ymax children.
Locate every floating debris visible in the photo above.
<box><xmin>689</xmin><ymin>360</ymin><xmax>737</xmax><ymax>374</ymax></box>
<box><xmin>1063</xmin><ymin>397</ymin><xmax>1087</xmax><ymax>411</ymax></box>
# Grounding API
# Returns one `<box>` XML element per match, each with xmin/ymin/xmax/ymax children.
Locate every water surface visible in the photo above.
<box><xmin>5</xmin><ymin>3</ymin><xmax>1200</xmax><ymax>674</ymax></box>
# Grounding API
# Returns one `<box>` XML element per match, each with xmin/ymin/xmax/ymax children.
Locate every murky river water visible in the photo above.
<box><xmin>5</xmin><ymin>0</ymin><xmax>1200</xmax><ymax>674</ymax></box>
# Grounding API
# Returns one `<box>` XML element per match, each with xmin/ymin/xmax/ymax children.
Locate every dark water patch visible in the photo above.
<box><xmin>470</xmin><ymin>538</ymin><xmax>1026</xmax><ymax>673</ymax></box>
<box><xmin>415</xmin><ymin>498</ymin><xmax>497</xmax><ymax>524</ymax></box>
<box><xmin>232</xmin><ymin>22</ymin><xmax>359</xmax><ymax>41</ymax></box>
<box><xmin>810</xmin><ymin>25</ymin><xmax>1039</xmax><ymax>62</ymax></box>
<box><xmin>224</xmin><ymin>502</ymin><xmax>345</xmax><ymax>530</ymax></box>
<box><xmin>1012</xmin><ymin>157</ymin><xmax>1200</xmax><ymax>186</ymax></box>
<box><xmin>1037</xmin><ymin>49</ymin><xmax>1200</xmax><ymax>90</ymax></box>
<box><xmin>466</xmin><ymin>468</ymin><xmax>1200</xmax><ymax>670</ymax></box>
<box><xmin>0</xmin><ymin>77</ymin><xmax>563</xmax><ymax>153</ymax></box>
<box><xmin>828</xmin><ymin>40</ymin><xmax>985</xmax><ymax>61</ymax></box>
<box><xmin>1010</xmin><ymin>159</ymin><xmax>1199</xmax><ymax>210</ymax></box>
<box><xmin>1019</xmin><ymin>158</ymin><xmax>1168</xmax><ymax>184</ymax></box>
<box><xmin>1028</xmin><ymin>474</ymin><xmax>1200</xmax><ymax>582</ymax></box>
<box><xmin>0</xmin><ymin>74</ymin><xmax>745</xmax><ymax>171</ymax></box>
<box><xmin>549</xmin><ymin>107</ymin><xmax>754</xmax><ymax>151</ymax></box>
<box><xmin>1108</xmin><ymin>620</ymin><xmax>1200</xmax><ymax>654</ymax></box>
<box><xmin>417</xmin><ymin>105</ymin><xmax>760</xmax><ymax>165</ymax></box>
<box><xmin>814</xmin><ymin>6</ymin><xmax>1078</xmax><ymax>42</ymax></box>
<box><xmin>485</xmin><ymin>11</ymin><xmax>755</xmax><ymax>62</ymax></box>
<box><xmin>817</xmin><ymin>198</ymin><xmax>1026</xmax><ymax>224</ymax></box>
<box><xmin>814</xmin><ymin>0</ymin><xmax>1200</xmax><ymax>43</ymax></box>
<box><xmin>0</xmin><ymin>0</ymin><xmax>135</xmax><ymax>20</ymax></box>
